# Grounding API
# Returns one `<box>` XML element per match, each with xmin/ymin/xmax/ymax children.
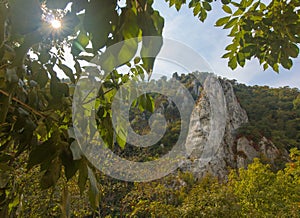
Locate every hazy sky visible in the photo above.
<box><xmin>153</xmin><ymin>1</ymin><xmax>300</xmax><ymax>88</ymax></box>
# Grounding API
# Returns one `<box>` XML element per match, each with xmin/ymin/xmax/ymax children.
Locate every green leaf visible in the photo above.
<box><xmin>122</xmin><ymin>9</ymin><xmax>139</xmax><ymax>39</ymax></box>
<box><xmin>74</xmin><ymin>59</ymin><xmax>82</xmax><ymax>77</ymax></box>
<box><xmin>70</xmin><ymin>140</ymin><xmax>83</xmax><ymax>160</ymax></box>
<box><xmin>0</xmin><ymin>153</ymin><xmax>13</xmax><ymax>162</ymax></box>
<box><xmin>27</xmin><ymin>139</ymin><xmax>57</xmax><ymax>170</ymax></box>
<box><xmin>116</xmin><ymin>128</ymin><xmax>127</xmax><ymax>149</ymax></box>
<box><xmin>77</xmin><ymin>55</ymin><xmax>93</xmax><ymax>62</ymax></box>
<box><xmin>84</xmin><ymin>0</ymin><xmax>114</xmax><ymax>51</ymax></box>
<box><xmin>61</xmin><ymin>12</ymin><xmax>80</xmax><ymax>37</ymax></box>
<box><xmin>242</xmin><ymin>44</ymin><xmax>256</xmax><ymax>53</ymax></box>
<box><xmin>60</xmin><ymin>145</ymin><xmax>79</xmax><ymax>180</ymax></box>
<box><xmin>136</xmin><ymin>65</ymin><xmax>145</xmax><ymax>79</ymax></box>
<box><xmin>77</xmin><ymin>32</ymin><xmax>89</xmax><ymax>47</ymax></box>
<box><xmin>263</xmin><ymin>62</ymin><xmax>268</xmax><ymax>70</ymax></box>
<box><xmin>50</xmin><ymin>78</ymin><xmax>69</xmax><ymax>98</ymax></box>
<box><xmin>222</xmin><ymin>52</ymin><xmax>232</xmax><ymax>58</ymax></box>
<box><xmin>151</xmin><ymin>11</ymin><xmax>164</xmax><ymax>35</ymax></box>
<box><xmin>281</xmin><ymin>58</ymin><xmax>293</xmax><ymax>69</ymax></box>
<box><xmin>237</xmin><ymin>52</ymin><xmax>246</xmax><ymax>67</ymax></box>
<box><xmin>10</xmin><ymin>0</ymin><xmax>42</xmax><ymax>35</ymax></box>
<box><xmin>193</xmin><ymin>3</ymin><xmax>201</xmax><ymax>16</ymax></box>
<box><xmin>35</xmin><ymin>120</ymin><xmax>48</xmax><ymax>140</ymax></box>
<box><xmin>39</xmin><ymin>50</ymin><xmax>51</xmax><ymax>64</ymax></box>
<box><xmin>271</xmin><ymin>63</ymin><xmax>279</xmax><ymax>73</ymax></box>
<box><xmin>244</xmin><ymin>0</ymin><xmax>254</xmax><ymax>7</ymax></box>
<box><xmin>228</xmin><ymin>55</ymin><xmax>237</xmax><ymax>69</ymax></box>
<box><xmin>175</xmin><ymin>0</ymin><xmax>184</xmax><ymax>11</ymax></box>
<box><xmin>58</xmin><ymin>63</ymin><xmax>75</xmax><ymax>83</ymax></box>
<box><xmin>202</xmin><ymin>2</ymin><xmax>212</xmax><ymax>11</ymax></box>
<box><xmin>8</xmin><ymin>195</ymin><xmax>19</xmax><ymax>214</ymax></box>
<box><xmin>78</xmin><ymin>159</ymin><xmax>88</xmax><ymax>195</ymax></box>
<box><xmin>137</xmin><ymin>93</ymin><xmax>154</xmax><ymax>113</ymax></box>
<box><xmin>221</xmin><ymin>0</ymin><xmax>231</xmax><ymax>4</ymax></box>
<box><xmin>215</xmin><ymin>16</ymin><xmax>231</xmax><ymax>27</ymax></box>
<box><xmin>33</xmin><ymin>68</ymin><xmax>48</xmax><ymax>88</ymax></box>
<box><xmin>71</xmin><ymin>31</ymin><xmax>90</xmax><ymax>56</ymax></box>
<box><xmin>222</xmin><ymin>5</ymin><xmax>232</xmax><ymax>14</ymax></box>
<box><xmin>134</xmin><ymin>57</ymin><xmax>141</xmax><ymax>65</ymax></box>
<box><xmin>118</xmin><ymin>39</ymin><xmax>138</xmax><ymax>67</ymax></box>
<box><xmin>224</xmin><ymin>17</ymin><xmax>239</xmax><ymax>29</ymax></box>
<box><xmin>0</xmin><ymin>171</ymin><xmax>9</xmax><ymax>188</ymax></box>
<box><xmin>141</xmin><ymin>37</ymin><xmax>163</xmax><ymax>74</ymax></box>
<box><xmin>260</xmin><ymin>2</ymin><xmax>266</xmax><ymax>10</ymax></box>
<box><xmin>88</xmin><ymin>167</ymin><xmax>100</xmax><ymax>209</ymax></box>
<box><xmin>40</xmin><ymin>158</ymin><xmax>61</xmax><ymax>189</ymax></box>
<box><xmin>138</xmin><ymin>94</ymin><xmax>146</xmax><ymax>112</ymax></box>
<box><xmin>233</xmin><ymin>8</ymin><xmax>244</xmax><ymax>16</ymax></box>
<box><xmin>250</xmin><ymin>1</ymin><xmax>260</xmax><ymax>11</ymax></box>
<box><xmin>228</xmin><ymin>23</ymin><xmax>239</xmax><ymax>36</ymax></box>
<box><xmin>199</xmin><ymin>8</ymin><xmax>208</xmax><ymax>22</ymax></box>
<box><xmin>31</xmin><ymin>61</ymin><xmax>41</xmax><ymax>73</ymax></box>
<box><xmin>225</xmin><ymin>43</ymin><xmax>236</xmax><ymax>51</ymax></box>
<box><xmin>286</xmin><ymin>44</ymin><xmax>299</xmax><ymax>58</ymax></box>
<box><xmin>71</xmin><ymin>41</ymin><xmax>85</xmax><ymax>56</ymax></box>
<box><xmin>146</xmin><ymin>94</ymin><xmax>155</xmax><ymax>113</ymax></box>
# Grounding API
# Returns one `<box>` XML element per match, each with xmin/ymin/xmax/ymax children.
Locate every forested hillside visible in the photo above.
<box><xmin>231</xmin><ymin>80</ymin><xmax>300</xmax><ymax>151</ymax></box>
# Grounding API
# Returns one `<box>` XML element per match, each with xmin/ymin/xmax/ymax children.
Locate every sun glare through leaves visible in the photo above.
<box><xmin>50</xmin><ymin>19</ymin><xmax>61</xmax><ymax>29</ymax></box>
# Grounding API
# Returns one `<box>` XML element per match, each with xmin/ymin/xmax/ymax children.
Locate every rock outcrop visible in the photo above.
<box><xmin>236</xmin><ymin>136</ymin><xmax>288</xmax><ymax>169</ymax></box>
<box><xmin>182</xmin><ymin>76</ymin><xmax>284</xmax><ymax>179</ymax></box>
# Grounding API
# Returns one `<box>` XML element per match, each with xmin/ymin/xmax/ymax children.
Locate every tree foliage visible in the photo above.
<box><xmin>0</xmin><ymin>0</ymin><xmax>299</xmax><ymax>216</ymax></box>
<box><xmin>232</xmin><ymin>81</ymin><xmax>300</xmax><ymax>152</ymax></box>
<box><xmin>168</xmin><ymin>0</ymin><xmax>300</xmax><ymax>71</ymax></box>
<box><xmin>119</xmin><ymin>149</ymin><xmax>300</xmax><ymax>217</ymax></box>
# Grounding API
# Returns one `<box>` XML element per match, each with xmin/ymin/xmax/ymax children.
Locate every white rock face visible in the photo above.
<box><xmin>182</xmin><ymin>78</ymin><xmax>283</xmax><ymax>179</ymax></box>
<box><xmin>236</xmin><ymin>136</ymin><xmax>282</xmax><ymax>169</ymax></box>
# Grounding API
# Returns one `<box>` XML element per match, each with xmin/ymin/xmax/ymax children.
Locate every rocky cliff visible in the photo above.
<box><xmin>182</xmin><ymin>76</ymin><xmax>285</xmax><ymax>179</ymax></box>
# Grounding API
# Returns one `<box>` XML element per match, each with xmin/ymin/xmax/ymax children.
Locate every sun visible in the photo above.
<box><xmin>51</xmin><ymin>19</ymin><xmax>62</xmax><ymax>29</ymax></box>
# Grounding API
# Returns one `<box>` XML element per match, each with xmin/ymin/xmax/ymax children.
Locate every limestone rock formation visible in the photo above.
<box><xmin>236</xmin><ymin>136</ymin><xmax>288</xmax><ymax>169</ymax></box>
<box><xmin>182</xmin><ymin>77</ymin><xmax>284</xmax><ymax>179</ymax></box>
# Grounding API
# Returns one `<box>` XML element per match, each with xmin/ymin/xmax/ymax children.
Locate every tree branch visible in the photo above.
<box><xmin>0</xmin><ymin>89</ymin><xmax>46</xmax><ymax>118</ymax></box>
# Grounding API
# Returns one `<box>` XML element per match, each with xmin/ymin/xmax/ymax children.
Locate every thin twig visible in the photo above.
<box><xmin>0</xmin><ymin>89</ymin><xmax>46</xmax><ymax>118</ymax></box>
<box><xmin>83</xmin><ymin>88</ymin><xmax>115</xmax><ymax>105</ymax></box>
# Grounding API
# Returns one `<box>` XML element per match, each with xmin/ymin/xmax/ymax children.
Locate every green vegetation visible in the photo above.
<box><xmin>2</xmin><ymin>72</ymin><xmax>300</xmax><ymax>216</ymax></box>
<box><xmin>6</xmin><ymin>147</ymin><xmax>300</xmax><ymax>217</ymax></box>
<box><xmin>168</xmin><ymin>0</ymin><xmax>300</xmax><ymax>72</ymax></box>
<box><xmin>0</xmin><ymin>0</ymin><xmax>300</xmax><ymax>216</ymax></box>
<box><xmin>231</xmin><ymin>80</ymin><xmax>300</xmax><ymax>151</ymax></box>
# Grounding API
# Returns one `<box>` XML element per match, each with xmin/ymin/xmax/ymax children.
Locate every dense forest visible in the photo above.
<box><xmin>232</xmin><ymin>80</ymin><xmax>300</xmax><ymax>151</ymax></box>
<box><xmin>4</xmin><ymin>73</ymin><xmax>300</xmax><ymax>217</ymax></box>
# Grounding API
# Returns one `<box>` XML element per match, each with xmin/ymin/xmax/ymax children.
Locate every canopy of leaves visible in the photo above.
<box><xmin>231</xmin><ymin>80</ymin><xmax>300</xmax><ymax>152</ymax></box>
<box><xmin>168</xmin><ymin>0</ymin><xmax>300</xmax><ymax>71</ymax></box>
<box><xmin>0</xmin><ymin>0</ymin><xmax>165</xmax><ymax>215</ymax></box>
<box><xmin>0</xmin><ymin>0</ymin><xmax>299</xmax><ymax>216</ymax></box>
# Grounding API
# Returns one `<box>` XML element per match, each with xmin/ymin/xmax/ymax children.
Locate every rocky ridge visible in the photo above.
<box><xmin>182</xmin><ymin>76</ymin><xmax>286</xmax><ymax>179</ymax></box>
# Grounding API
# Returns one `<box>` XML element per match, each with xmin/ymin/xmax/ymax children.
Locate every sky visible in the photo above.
<box><xmin>152</xmin><ymin>1</ymin><xmax>300</xmax><ymax>88</ymax></box>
